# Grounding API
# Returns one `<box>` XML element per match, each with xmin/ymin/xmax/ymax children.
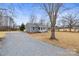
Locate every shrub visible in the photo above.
<box><xmin>20</xmin><ymin>23</ymin><xmax>25</xmax><ymax>31</ymax></box>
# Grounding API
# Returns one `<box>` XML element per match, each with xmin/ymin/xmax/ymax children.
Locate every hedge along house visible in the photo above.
<box><xmin>26</xmin><ymin>23</ymin><xmax>48</xmax><ymax>32</ymax></box>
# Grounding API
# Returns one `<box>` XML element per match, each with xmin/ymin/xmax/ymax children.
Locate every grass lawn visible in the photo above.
<box><xmin>28</xmin><ymin>31</ymin><xmax>79</xmax><ymax>53</ymax></box>
<box><xmin>0</xmin><ymin>32</ymin><xmax>6</xmax><ymax>40</ymax></box>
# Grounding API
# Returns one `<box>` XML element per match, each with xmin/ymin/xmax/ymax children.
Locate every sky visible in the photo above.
<box><xmin>0</xmin><ymin>3</ymin><xmax>79</xmax><ymax>25</ymax></box>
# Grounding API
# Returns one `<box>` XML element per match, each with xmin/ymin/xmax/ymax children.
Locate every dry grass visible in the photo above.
<box><xmin>0</xmin><ymin>32</ymin><xmax>6</xmax><ymax>40</ymax></box>
<box><xmin>27</xmin><ymin>31</ymin><xmax>79</xmax><ymax>52</ymax></box>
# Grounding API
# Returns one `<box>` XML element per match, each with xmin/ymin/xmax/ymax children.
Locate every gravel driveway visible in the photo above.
<box><xmin>0</xmin><ymin>32</ymin><xmax>77</xmax><ymax>56</ymax></box>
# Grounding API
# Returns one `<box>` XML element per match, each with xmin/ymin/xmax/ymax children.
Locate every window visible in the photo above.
<box><xmin>38</xmin><ymin>27</ymin><xmax>40</xmax><ymax>30</ymax></box>
<box><xmin>41</xmin><ymin>27</ymin><xmax>42</xmax><ymax>30</ymax></box>
<box><xmin>33</xmin><ymin>27</ymin><xmax>35</xmax><ymax>30</ymax></box>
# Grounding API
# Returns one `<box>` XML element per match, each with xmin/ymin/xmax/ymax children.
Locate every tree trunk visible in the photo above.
<box><xmin>50</xmin><ymin>26</ymin><xmax>56</xmax><ymax>39</ymax></box>
<box><xmin>49</xmin><ymin>14</ymin><xmax>57</xmax><ymax>40</ymax></box>
<box><xmin>69</xmin><ymin>28</ymin><xmax>72</xmax><ymax>32</ymax></box>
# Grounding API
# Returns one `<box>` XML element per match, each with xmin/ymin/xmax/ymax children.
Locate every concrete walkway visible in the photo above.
<box><xmin>0</xmin><ymin>32</ymin><xmax>77</xmax><ymax>56</ymax></box>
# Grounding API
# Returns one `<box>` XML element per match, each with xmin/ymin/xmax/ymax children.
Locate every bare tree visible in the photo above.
<box><xmin>41</xmin><ymin>3</ymin><xmax>63</xmax><ymax>39</ymax></box>
<box><xmin>60</xmin><ymin>19</ymin><xmax>68</xmax><ymax>31</ymax></box>
<box><xmin>0</xmin><ymin>4</ymin><xmax>16</xmax><ymax>18</ymax></box>
<box><xmin>39</xmin><ymin>18</ymin><xmax>45</xmax><ymax>25</ymax></box>
<box><xmin>8</xmin><ymin>4</ymin><xmax>16</xmax><ymax>18</ymax></box>
<box><xmin>0</xmin><ymin>8</ymin><xmax>3</xmax><ymax>16</ymax></box>
<box><xmin>61</xmin><ymin>13</ymin><xmax>79</xmax><ymax>32</ymax></box>
<box><xmin>29</xmin><ymin>14</ymin><xmax>37</xmax><ymax>24</ymax></box>
<box><xmin>0</xmin><ymin>8</ymin><xmax>8</xmax><ymax>16</ymax></box>
<box><xmin>56</xmin><ymin>20</ymin><xmax>62</xmax><ymax>31</ymax></box>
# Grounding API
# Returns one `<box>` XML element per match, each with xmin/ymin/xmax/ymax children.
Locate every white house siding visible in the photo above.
<box><xmin>26</xmin><ymin>24</ymin><xmax>36</xmax><ymax>32</ymax></box>
<box><xmin>25</xmin><ymin>24</ymin><xmax>31</xmax><ymax>32</ymax></box>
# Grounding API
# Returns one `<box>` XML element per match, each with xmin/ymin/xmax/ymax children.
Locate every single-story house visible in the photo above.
<box><xmin>26</xmin><ymin>23</ymin><xmax>48</xmax><ymax>32</ymax></box>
